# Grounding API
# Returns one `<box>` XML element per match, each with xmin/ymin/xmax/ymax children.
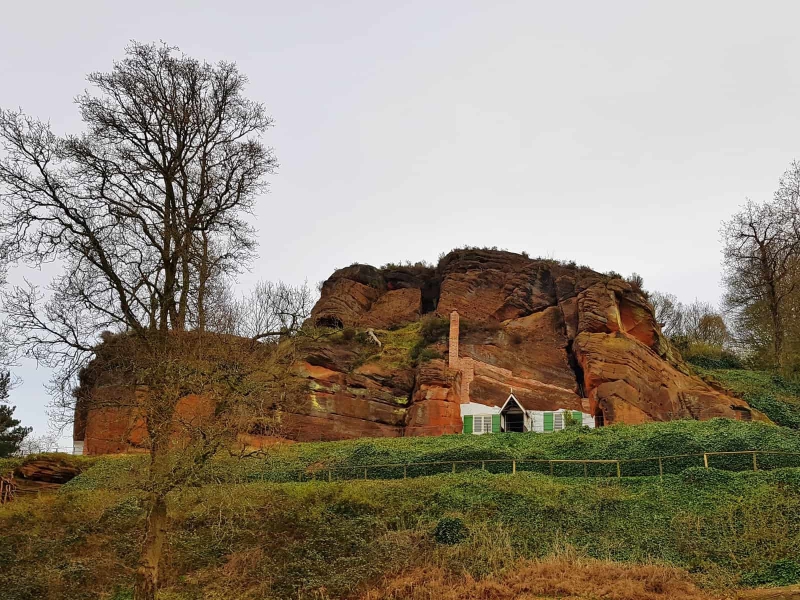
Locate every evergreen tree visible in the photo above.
<box><xmin>0</xmin><ymin>371</ymin><xmax>29</xmax><ymax>457</ymax></box>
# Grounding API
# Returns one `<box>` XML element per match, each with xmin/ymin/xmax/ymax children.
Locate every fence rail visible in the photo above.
<box><xmin>244</xmin><ymin>450</ymin><xmax>800</xmax><ymax>484</ymax></box>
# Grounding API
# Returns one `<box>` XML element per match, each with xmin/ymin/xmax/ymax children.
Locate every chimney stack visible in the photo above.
<box><xmin>449</xmin><ymin>311</ymin><xmax>459</xmax><ymax>368</ymax></box>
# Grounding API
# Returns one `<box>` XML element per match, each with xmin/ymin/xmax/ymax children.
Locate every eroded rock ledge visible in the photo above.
<box><xmin>75</xmin><ymin>249</ymin><xmax>761</xmax><ymax>453</ymax></box>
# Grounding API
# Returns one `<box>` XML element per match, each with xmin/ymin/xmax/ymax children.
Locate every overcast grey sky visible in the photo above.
<box><xmin>2</xmin><ymin>0</ymin><xmax>799</xmax><ymax>440</ymax></box>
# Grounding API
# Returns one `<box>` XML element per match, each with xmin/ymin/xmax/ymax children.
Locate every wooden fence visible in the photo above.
<box><xmin>252</xmin><ymin>450</ymin><xmax>800</xmax><ymax>484</ymax></box>
<box><xmin>0</xmin><ymin>475</ymin><xmax>16</xmax><ymax>504</ymax></box>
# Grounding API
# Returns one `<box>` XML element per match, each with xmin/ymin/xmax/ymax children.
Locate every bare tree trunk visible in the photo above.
<box><xmin>197</xmin><ymin>230</ymin><xmax>209</xmax><ymax>332</ymax></box>
<box><xmin>759</xmin><ymin>238</ymin><xmax>785</xmax><ymax>367</ymax></box>
<box><xmin>769</xmin><ymin>287</ymin><xmax>784</xmax><ymax>366</ymax></box>
<box><xmin>176</xmin><ymin>237</ymin><xmax>191</xmax><ymax>331</ymax></box>
<box><xmin>133</xmin><ymin>491</ymin><xmax>168</xmax><ymax>600</ymax></box>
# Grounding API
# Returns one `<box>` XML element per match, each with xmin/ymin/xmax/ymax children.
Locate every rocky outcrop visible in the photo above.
<box><xmin>311</xmin><ymin>264</ymin><xmax>435</xmax><ymax>329</ymax></box>
<box><xmin>74</xmin><ymin>249</ymin><xmax>762</xmax><ymax>453</ymax></box>
<box><xmin>305</xmin><ymin>249</ymin><xmax>759</xmax><ymax>436</ymax></box>
<box><xmin>14</xmin><ymin>457</ymin><xmax>82</xmax><ymax>484</ymax></box>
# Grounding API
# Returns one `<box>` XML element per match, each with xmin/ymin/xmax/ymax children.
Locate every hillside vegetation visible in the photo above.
<box><xmin>4</xmin><ymin>463</ymin><xmax>800</xmax><ymax>599</ymax></box>
<box><xmin>697</xmin><ymin>366</ymin><xmax>800</xmax><ymax>430</ymax></box>
<box><xmin>3</xmin><ymin>418</ymin><xmax>800</xmax><ymax>599</ymax></box>
<box><xmin>50</xmin><ymin>419</ymin><xmax>800</xmax><ymax>492</ymax></box>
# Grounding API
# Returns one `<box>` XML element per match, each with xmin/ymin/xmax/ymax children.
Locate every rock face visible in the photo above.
<box><xmin>304</xmin><ymin>249</ymin><xmax>757</xmax><ymax>437</ymax></box>
<box><xmin>74</xmin><ymin>249</ymin><xmax>760</xmax><ymax>453</ymax></box>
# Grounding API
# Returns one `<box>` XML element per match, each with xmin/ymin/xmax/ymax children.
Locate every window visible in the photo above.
<box><xmin>474</xmin><ymin>415</ymin><xmax>493</xmax><ymax>434</ymax></box>
<box><xmin>462</xmin><ymin>414</ymin><xmax>498</xmax><ymax>434</ymax></box>
<box><xmin>553</xmin><ymin>411</ymin><xmax>564</xmax><ymax>431</ymax></box>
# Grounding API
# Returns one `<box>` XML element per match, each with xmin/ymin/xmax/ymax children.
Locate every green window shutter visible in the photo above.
<box><xmin>543</xmin><ymin>412</ymin><xmax>554</xmax><ymax>432</ymax></box>
<box><xmin>491</xmin><ymin>414</ymin><xmax>501</xmax><ymax>433</ymax></box>
<box><xmin>572</xmin><ymin>411</ymin><xmax>582</xmax><ymax>424</ymax></box>
<box><xmin>463</xmin><ymin>415</ymin><xmax>473</xmax><ymax>434</ymax></box>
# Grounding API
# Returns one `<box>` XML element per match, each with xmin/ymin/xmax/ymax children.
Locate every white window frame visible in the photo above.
<box><xmin>473</xmin><ymin>414</ymin><xmax>493</xmax><ymax>435</ymax></box>
<box><xmin>553</xmin><ymin>411</ymin><xmax>564</xmax><ymax>431</ymax></box>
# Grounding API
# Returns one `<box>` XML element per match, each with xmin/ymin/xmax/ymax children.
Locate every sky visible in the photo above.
<box><xmin>1</xmin><ymin>0</ymin><xmax>799</xmax><ymax>443</ymax></box>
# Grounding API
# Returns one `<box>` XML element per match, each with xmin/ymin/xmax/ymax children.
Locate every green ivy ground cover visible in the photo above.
<box><xmin>3</xmin><ymin>467</ymin><xmax>800</xmax><ymax>599</ymax></box>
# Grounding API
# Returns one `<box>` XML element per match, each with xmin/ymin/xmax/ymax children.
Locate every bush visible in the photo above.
<box><xmin>433</xmin><ymin>517</ymin><xmax>469</xmax><ymax>545</ymax></box>
<box><xmin>418</xmin><ymin>316</ymin><xmax>449</xmax><ymax>345</ymax></box>
<box><xmin>687</xmin><ymin>353</ymin><xmax>743</xmax><ymax>370</ymax></box>
<box><xmin>696</xmin><ymin>368</ymin><xmax>800</xmax><ymax>429</ymax></box>
<box><xmin>509</xmin><ymin>331</ymin><xmax>523</xmax><ymax>345</ymax></box>
<box><xmin>342</xmin><ymin>327</ymin><xmax>356</xmax><ymax>341</ymax></box>
<box><xmin>408</xmin><ymin>316</ymin><xmax>449</xmax><ymax>363</ymax></box>
<box><xmin>414</xmin><ymin>348</ymin><xmax>443</xmax><ymax>363</ymax></box>
<box><xmin>741</xmin><ymin>559</ymin><xmax>800</xmax><ymax>587</ymax></box>
<box><xmin>683</xmin><ymin>342</ymin><xmax>743</xmax><ymax>370</ymax></box>
<box><xmin>680</xmin><ymin>467</ymin><xmax>736</xmax><ymax>487</ymax></box>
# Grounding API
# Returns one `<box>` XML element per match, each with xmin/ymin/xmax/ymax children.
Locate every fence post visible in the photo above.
<box><xmin>550</xmin><ymin>461</ymin><xmax>554</xmax><ymax>476</ymax></box>
<box><xmin>404</xmin><ymin>465</ymin><xmax>407</xmax><ymax>479</ymax></box>
<box><xmin>752</xmin><ymin>452</ymin><xmax>758</xmax><ymax>472</ymax></box>
<box><xmin>482</xmin><ymin>461</ymin><xmax>485</xmax><ymax>471</ymax></box>
<box><xmin>616</xmin><ymin>461</ymin><xmax>621</xmax><ymax>478</ymax></box>
<box><xmin>328</xmin><ymin>470</ymin><xmax>332</xmax><ymax>482</ymax></box>
<box><xmin>512</xmin><ymin>460</ymin><xmax>516</xmax><ymax>475</ymax></box>
<box><xmin>452</xmin><ymin>462</ymin><xmax>456</xmax><ymax>474</ymax></box>
<box><xmin>364</xmin><ymin>467</ymin><xmax>368</xmax><ymax>480</ymax></box>
<box><xmin>658</xmin><ymin>457</ymin><xmax>663</xmax><ymax>481</ymax></box>
<box><xmin>703</xmin><ymin>453</ymin><xmax>709</xmax><ymax>469</ymax></box>
<box><xmin>584</xmin><ymin>462</ymin><xmax>588</xmax><ymax>478</ymax></box>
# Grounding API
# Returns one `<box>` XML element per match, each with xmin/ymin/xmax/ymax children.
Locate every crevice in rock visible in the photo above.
<box><xmin>557</xmin><ymin>300</ymin><xmax>585</xmax><ymax>398</ymax></box>
<box><xmin>421</xmin><ymin>277</ymin><xmax>440</xmax><ymax>314</ymax></box>
<box><xmin>565</xmin><ymin>340</ymin><xmax>586</xmax><ymax>398</ymax></box>
<box><xmin>401</xmin><ymin>373</ymin><xmax>417</xmax><ymax>436</ymax></box>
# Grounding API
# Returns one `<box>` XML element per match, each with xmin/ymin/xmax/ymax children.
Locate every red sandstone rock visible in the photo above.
<box><xmin>360</xmin><ymin>288</ymin><xmax>421</xmax><ymax>328</ymax></box>
<box><xmin>575</xmin><ymin>331</ymin><xmax>757</xmax><ymax>424</ymax></box>
<box><xmin>15</xmin><ymin>458</ymin><xmax>82</xmax><ymax>484</ymax></box>
<box><xmin>404</xmin><ymin>359</ymin><xmax>462</xmax><ymax>436</ymax></box>
<box><xmin>74</xmin><ymin>249</ymin><xmax>761</xmax><ymax>453</ymax></box>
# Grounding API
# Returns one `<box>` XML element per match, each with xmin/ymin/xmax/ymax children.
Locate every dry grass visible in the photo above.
<box><xmin>359</xmin><ymin>557</ymin><xmax>729</xmax><ymax>600</ymax></box>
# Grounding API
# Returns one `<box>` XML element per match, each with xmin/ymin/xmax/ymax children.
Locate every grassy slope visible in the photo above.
<box><xmin>2</xmin><ymin>419</ymin><xmax>800</xmax><ymax>599</ymax></box>
<box><xmin>4</xmin><ymin>364</ymin><xmax>800</xmax><ymax>599</ymax></box>
<box><xmin>697</xmin><ymin>366</ymin><xmax>800</xmax><ymax>429</ymax></box>
<box><xmin>3</xmin><ymin>466</ymin><xmax>800</xmax><ymax>599</ymax></box>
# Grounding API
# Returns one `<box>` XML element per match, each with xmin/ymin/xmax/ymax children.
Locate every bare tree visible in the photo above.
<box><xmin>0</xmin><ymin>42</ymin><xmax>293</xmax><ymax>600</ymax></box>
<box><xmin>73</xmin><ymin>329</ymin><xmax>306</xmax><ymax>598</ymax></box>
<box><xmin>234</xmin><ymin>281</ymin><xmax>315</xmax><ymax>340</ymax></box>
<box><xmin>722</xmin><ymin>198</ymin><xmax>798</xmax><ymax>367</ymax></box>
<box><xmin>0</xmin><ymin>41</ymin><xmax>275</xmax><ymax>356</ymax></box>
<box><xmin>650</xmin><ymin>292</ymin><xmax>730</xmax><ymax>348</ymax></box>
<box><xmin>649</xmin><ymin>291</ymin><xmax>683</xmax><ymax>338</ymax></box>
<box><xmin>16</xmin><ymin>432</ymin><xmax>61</xmax><ymax>456</ymax></box>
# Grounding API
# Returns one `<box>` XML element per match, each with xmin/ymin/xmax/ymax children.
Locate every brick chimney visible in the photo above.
<box><xmin>449</xmin><ymin>310</ymin><xmax>459</xmax><ymax>368</ymax></box>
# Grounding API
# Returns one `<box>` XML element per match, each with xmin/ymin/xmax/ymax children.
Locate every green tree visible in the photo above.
<box><xmin>0</xmin><ymin>371</ymin><xmax>30</xmax><ymax>457</ymax></box>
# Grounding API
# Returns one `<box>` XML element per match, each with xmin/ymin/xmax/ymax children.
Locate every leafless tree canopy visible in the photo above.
<box><xmin>649</xmin><ymin>292</ymin><xmax>729</xmax><ymax>348</ymax></box>
<box><xmin>0</xmin><ymin>42</ymin><xmax>320</xmax><ymax>600</ymax></box>
<box><xmin>0</xmin><ymin>41</ymin><xmax>280</xmax><ymax>399</ymax></box>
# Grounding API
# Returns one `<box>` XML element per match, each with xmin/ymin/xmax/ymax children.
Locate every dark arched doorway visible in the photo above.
<box><xmin>594</xmin><ymin>408</ymin><xmax>605</xmax><ymax>428</ymax></box>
